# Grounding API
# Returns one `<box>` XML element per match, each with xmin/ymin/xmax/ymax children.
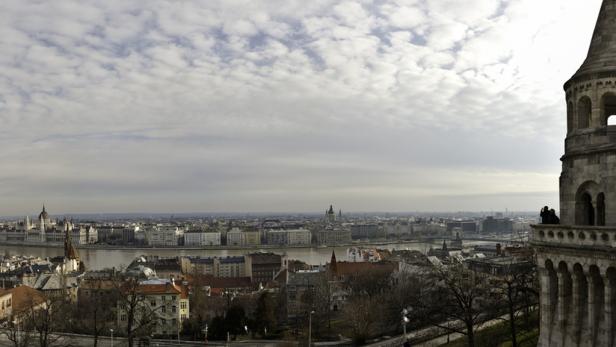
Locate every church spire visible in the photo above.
<box><xmin>329</xmin><ymin>250</ymin><xmax>338</xmax><ymax>277</ymax></box>
<box><xmin>570</xmin><ymin>0</ymin><xmax>616</xmax><ymax>81</ymax></box>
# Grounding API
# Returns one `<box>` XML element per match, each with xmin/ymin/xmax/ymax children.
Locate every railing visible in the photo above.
<box><xmin>531</xmin><ymin>224</ymin><xmax>616</xmax><ymax>248</ymax></box>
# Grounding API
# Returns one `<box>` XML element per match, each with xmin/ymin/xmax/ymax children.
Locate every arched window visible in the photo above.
<box><xmin>579</xmin><ymin>192</ymin><xmax>595</xmax><ymax>225</ymax></box>
<box><xmin>602</xmin><ymin>93</ymin><xmax>616</xmax><ymax>126</ymax></box>
<box><xmin>567</xmin><ymin>101</ymin><xmax>574</xmax><ymax>133</ymax></box>
<box><xmin>597</xmin><ymin>193</ymin><xmax>606</xmax><ymax>226</ymax></box>
<box><xmin>578</xmin><ymin>96</ymin><xmax>592</xmax><ymax>129</ymax></box>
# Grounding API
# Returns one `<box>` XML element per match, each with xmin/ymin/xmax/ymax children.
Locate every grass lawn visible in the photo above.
<box><xmin>438</xmin><ymin>319</ymin><xmax>538</xmax><ymax>347</ymax></box>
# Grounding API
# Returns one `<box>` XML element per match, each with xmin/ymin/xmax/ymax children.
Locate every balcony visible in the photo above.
<box><xmin>531</xmin><ymin>224</ymin><xmax>616</xmax><ymax>249</ymax></box>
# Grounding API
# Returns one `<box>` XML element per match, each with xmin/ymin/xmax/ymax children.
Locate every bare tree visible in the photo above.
<box><xmin>342</xmin><ymin>294</ymin><xmax>381</xmax><ymax>344</ymax></box>
<box><xmin>493</xmin><ymin>262</ymin><xmax>539</xmax><ymax>347</ymax></box>
<box><xmin>114</xmin><ymin>277</ymin><xmax>158</xmax><ymax>347</ymax></box>
<box><xmin>1</xmin><ymin>320</ymin><xmax>33</xmax><ymax>347</ymax></box>
<box><xmin>418</xmin><ymin>264</ymin><xmax>497</xmax><ymax>347</ymax></box>
<box><xmin>75</xmin><ymin>281</ymin><xmax>117</xmax><ymax>347</ymax></box>
<box><xmin>25</xmin><ymin>296</ymin><xmax>72</xmax><ymax>347</ymax></box>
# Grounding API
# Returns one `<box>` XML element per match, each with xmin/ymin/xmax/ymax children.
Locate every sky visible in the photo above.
<box><xmin>0</xmin><ymin>0</ymin><xmax>605</xmax><ymax>215</ymax></box>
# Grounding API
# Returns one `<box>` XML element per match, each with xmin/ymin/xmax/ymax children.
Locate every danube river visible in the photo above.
<box><xmin>1</xmin><ymin>240</ymin><xmax>497</xmax><ymax>270</ymax></box>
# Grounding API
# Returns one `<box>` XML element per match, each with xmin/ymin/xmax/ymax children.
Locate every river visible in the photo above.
<box><xmin>1</xmin><ymin>240</ymin><xmax>497</xmax><ymax>270</ymax></box>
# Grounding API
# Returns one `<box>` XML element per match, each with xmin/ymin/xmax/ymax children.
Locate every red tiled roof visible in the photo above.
<box><xmin>186</xmin><ymin>275</ymin><xmax>253</xmax><ymax>290</ymax></box>
<box><xmin>137</xmin><ymin>283</ymin><xmax>181</xmax><ymax>295</ymax></box>
<box><xmin>329</xmin><ymin>261</ymin><xmax>397</xmax><ymax>277</ymax></box>
<box><xmin>8</xmin><ymin>286</ymin><xmax>47</xmax><ymax>314</ymax></box>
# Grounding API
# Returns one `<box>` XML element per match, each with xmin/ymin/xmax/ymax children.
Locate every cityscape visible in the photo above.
<box><xmin>1</xmin><ymin>0</ymin><xmax>615</xmax><ymax>347</ymax></box>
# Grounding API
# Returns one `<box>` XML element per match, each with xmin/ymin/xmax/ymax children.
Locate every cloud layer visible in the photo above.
<box><xmin>0</xmin><ymin>0</ymin><xmax>603</xmax><ymax>214</ymax></box>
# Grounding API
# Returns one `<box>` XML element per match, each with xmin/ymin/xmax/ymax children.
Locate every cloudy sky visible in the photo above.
<box><xmin>0</xmin><ymin>0</ymin><xmax>604</xmax><ymax>214</ymax></box>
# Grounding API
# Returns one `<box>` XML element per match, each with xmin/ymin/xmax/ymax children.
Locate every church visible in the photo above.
<box><xmin>532</xmin><ymin>1</ymin><xmax>616</xmax><ymax>346</ymax></box>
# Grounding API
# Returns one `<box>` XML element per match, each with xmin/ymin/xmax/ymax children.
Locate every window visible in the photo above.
<box><xmin>172</xmin><ymin>296</ymin><xmax>176</xmax><ymax>301</ymax></box>
<box><xmin>181</xmin><ymin>314</ymin><xmax>187</xmax><ymax>321</ymax></box>
<box><xmin>578</xmin><ymin>96</ymin><xmax>592</xmax><ymax>128</ymax></box>
<box><xmin>172</xmin><ymin>306</ymin><xmax>176</xmax><ymax>313</ymax></box>
<box><xmin>162</xmin><ymin>295</ymin><xmax>166</xmax><ymax>301</ymax></box>
<box><xmin>150</xmin><ymin>300</ymin><xmax>156</xmax><ymax>307</ymax></box>
<box><xmin>180</xmin><ymin>301</ymin><xmax>187</xmax><ymax>310</ymax></box>
<box><xmin>121</xmin><ymin>314</ymin><xmax>127</xmax><ymax>321</ymax></box>
<box><xmin>162</xmin><ymin>306</ymin><xmax>166</xmax><ymax>313</ymax></box>
<box><xmin>602</xmin><ymin>93</ymin><xmax>616</xmax><ymax>126</ymax></box>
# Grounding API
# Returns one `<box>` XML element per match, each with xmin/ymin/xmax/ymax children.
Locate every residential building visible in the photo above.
<box><xmin>247</xmin><ymin>252</ymin><xmax>287</xmax><ymax>285</ymax></box>
<box><xmin>266</xmin><ymin>230</ymin><xmax>288</xmax><ymax>245</ymax></box>
<box><xmin>226</xmin><ymin>228</ymin><xmax>242</xmax><ymax>246</ymax></box>
<box><xmin>482</xmin><ymin>217</ymin><xmax>513</xmax><ymax>233</ymax></box>
<box><xmin>6</xmin><ymin>286</ymin><xmax>47</xmax><ymax>323</ymax></box>
<box><xmin>216</xmin><ymin>256</ymin><xmax>250</xmax><ymax>278</ymax></box>
<box><xmin>265</xmin><ymin>229</ymin><xmax>311</xmax><ymax>246</ymax></box>
<box><xmin>184</xmin><ymin>230</ymin><xmax>221</xmax><ymax>246</ymax></box>
<box><xmin>286</xmin><ymin>270</ymin><xmax>326</xmax><ymax>318</ymax></box>
<box><xmin>316</xmin><ymin>228</ymin><xmax>351</xmax><ymax>245</ymax></box>
<box><xmin>242</xmin><ymin>230</ymin><xmax>261</xmax><ymax>246</ymax></box>
<box><xmin>117</xmin><ymin>279</ymin><xmax>189</xmax><ymax>337</ymax></box>
<box><xmin>147</xmin><ymin>226</ymin><xmax>183</xmax><ymax>247</ymax></box>
<box><xmin>0</xmin><ymin>290</ymin><xmax>11</xmax><ymax>321</ymax></box>
<box><xmin>350</xmin><ymin>224</ymin><xmax>383</xmax><ymax>240</ymax></box>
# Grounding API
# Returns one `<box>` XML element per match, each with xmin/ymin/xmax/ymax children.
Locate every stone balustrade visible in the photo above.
<box><xmin>531</xmin><ymin>224</ymin><xmax>616</xmax><ymax>249</ymax></box>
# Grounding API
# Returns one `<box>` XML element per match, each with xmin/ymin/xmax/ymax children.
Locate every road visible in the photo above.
<box><xmin>365</xmin><ymin>314</ymin><xmax>510</xmax><ymax>347</ymax></box>
<box><xmin>0</xmin><ymin>332</ymin><xmax>298</xmax><ymax>347</ymax></box>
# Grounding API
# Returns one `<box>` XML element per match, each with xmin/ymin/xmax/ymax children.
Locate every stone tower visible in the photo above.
<box><xmin>532</xmin><ymin>1</ymin><xmax>616</xmax><ymax>346</ymax></box>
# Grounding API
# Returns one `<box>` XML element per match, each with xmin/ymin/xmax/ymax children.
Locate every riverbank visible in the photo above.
<box><xmin>0</xmin><ymin>239</ymin><xmax>425</xmax><ymax>251</ymax></box>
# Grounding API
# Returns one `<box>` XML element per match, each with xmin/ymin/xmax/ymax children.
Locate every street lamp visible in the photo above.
<box><xmin>308</xmin><ymin>310</ymin><xmax>315</xmax><ymax>347</ymax></box>
<box><xmin>402</xmin><ymin>308</ymin><xmax>410</xmax><ymax>340</ymax></box>
<box><xmin>110</xmin><ymin>328</ymin><xmax>114</xmax><ymax>347</ymax></box>
<box><xmin>13</xmin><ymin>320</ymin><xmax>19</xmax><ymax>346</ymax></box>
<box><xmin>202</xmin><ymin>324</ymin><xmax>208</xmax><ymax>345</ymax></box>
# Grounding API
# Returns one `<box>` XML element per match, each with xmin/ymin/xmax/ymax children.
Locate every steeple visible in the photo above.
<box><xmin>568</xmin><ymin>0</ymin><xmax>616</xmax><ymax>84</ymax></box>
<box><xmin>329</xmin><ymin>250</ymin><xmax>338</xmax><ymax>277</ymax></box>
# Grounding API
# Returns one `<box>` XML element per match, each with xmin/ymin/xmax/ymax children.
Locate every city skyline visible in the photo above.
<box><xmin>0</xmin><ymin>0</ymin><xmax>602</xmax><ymax>214</ymax></box>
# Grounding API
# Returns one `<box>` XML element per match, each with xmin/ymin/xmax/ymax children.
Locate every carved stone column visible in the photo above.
<box><xmin>604</xmin><ymin>274</ymin><xmax>615</xmax><ymax>347</ymax></box>
<box><xmin>566</xmin><ymin>271</ymin><xmax>583</xmax><ymax>347</ymax></box>
<box><xmin>539</xmin><ymin>267</ymin><xmax>553</xmax><ymax>347</ymax></box>
<box><xmin>556</xmin><ymin>267</ymin><xmax>571</xmax><ymax>346</ymax></box>
<box><xmin>585</xmin><ymin>270</ymin><xmax>602</xmax><ymax>347</ymax></box>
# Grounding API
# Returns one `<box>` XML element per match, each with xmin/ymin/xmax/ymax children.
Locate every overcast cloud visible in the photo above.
<box><xmin>0</xmin><ymin>0</ymin><xmax>603</xmax><ymax>214</ymax></box>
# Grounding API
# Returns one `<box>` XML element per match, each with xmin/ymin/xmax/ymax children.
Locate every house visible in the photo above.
<box><xmin>116</xmin><ymin>279</ymin><xmax>189</xmax><ymax>338</ymax></box>
<box><xmin>0</xmin><ymin>289</ymin><xmax>11</xmax><ymax>321</ymax></box>
<box><xmin>6</xmin><ymin>286</ymin><xmax>47</xmax><ymax>323</ymax></box>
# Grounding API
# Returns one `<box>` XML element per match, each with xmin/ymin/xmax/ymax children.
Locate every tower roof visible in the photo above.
<box><xmin>38</xmin><ymin>205</ymin><xmax>49</xmax><ymax>220</ymax></box>
<box><xmin>570</xmin><ymin>0</ymin><xmax>616</xmax><ymax>81</ymax></box>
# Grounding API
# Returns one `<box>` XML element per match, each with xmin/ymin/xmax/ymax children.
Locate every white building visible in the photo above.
<box><xmin>226</xmin><ymin>227</ymin><xmax>242</xmax><ymax>246</ymax></box>
<box><xmin>117</xmin><ymin>279</ymin><xmax>189</xmax><ymax>337</ymax></box>
<box><xmin>147</xmin><ymin>226</ymin><xmax>183</xmax><ymax>247</ymax></box>
<box><xmin>184</xmin><ymin>230</ymin><xmax>221</xmax><ymax>246</ymax></box>
<box><xmin>287</xmin><ymin>229</ymin><xmax>312</xmax><ymax>246</ymax></box>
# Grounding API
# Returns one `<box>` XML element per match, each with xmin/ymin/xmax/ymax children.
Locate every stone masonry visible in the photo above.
<box><xmin>532</xmin><ymin>1</ymin><xmax>616</xmax><ymax>346</ymax></box>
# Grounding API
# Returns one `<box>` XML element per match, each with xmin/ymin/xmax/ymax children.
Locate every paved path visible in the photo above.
<box><xmin>0</xmin><ymin>332</ymin><xmax>298</xmax><ymax>347</ymax></box>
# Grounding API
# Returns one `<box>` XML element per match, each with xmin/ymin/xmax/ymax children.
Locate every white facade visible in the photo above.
<box><xmin>184</xmin><ymin>231</ymin><xmax>221</xmax><ymax>246</ymax></box>
<box><xmin>147</xmin><ymin>226</ymin><xmax>183</xmax><ymax>247</ymax></box>
<box><xmin>287</xmin><ymin>229</ymin><xmax>312</xmax><ymax>246</ymax></box>
<box><xmin>226</xmin><ymin>228</ymin><xmax>242</xmax><ymax>246</ymax></box>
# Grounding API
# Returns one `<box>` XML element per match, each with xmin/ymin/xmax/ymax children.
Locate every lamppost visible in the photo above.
<box><xmin>308</xmin><ymin>310</ymin><xmax>315</xmax><ymax>347</ymax></box>
<box><xmin>13</xmin><ymin>320</ymin><xmax>19</xmax><ymax>346</ymax></box>
<box><xmin>402</xmin><ymin>308</ymin><xmax>410</xmax><ymax>342</ymax></box>
<box><xmin>110</xmin><ymin>328</ymin><xmax>114</xmax><ymax>347</ymax></box>
<box><xmin>202</xmin><ymin>324</ymin><xmax>208</xmax><ymax>345</ymax></box>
